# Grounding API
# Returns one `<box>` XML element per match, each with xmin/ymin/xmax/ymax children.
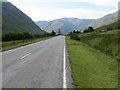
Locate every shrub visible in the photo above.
<box><xmin>34</xmin><ymin>34</ymin><xmax>40</xmax><ymax>38</ymax></box>
<box><xmin>70</xmin><ymin>34</ymin><xmax>80</xmax><ymax>41</ymax></box>
<box><xmin>68</xmin><ymin>30</ymin><xmax>81</xmax><ymax>36</ymax></box>
<box><xmin>2</xmin><ymin>32</ymin><xmax>33</xmax><ymax>42</ymax></box>
<box><xmin>2</xmin><ymin>31</ymin><xmax>57</xmax><ymax>42</ymax></box>
<box><xmin>83</xmin><ymin>26</ymin><xmax>94</xmax><ymax>33</ymax></box>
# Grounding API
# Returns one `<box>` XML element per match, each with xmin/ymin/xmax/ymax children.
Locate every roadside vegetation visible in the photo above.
<box><xmin>70</xmin><ymin>34</ymin><xmax>80</xmax><ymax>41</ymax></box>
<box><xmin>66</xmin><ymin>36</ymin><xmax>118</xmax><ymax>88</ymax></box>
<box><xmin>1</xmin><ymin>31</ymin><xmax>56</xmax><ymax>51</ymax></box>
<box><xmin>83</xmin><ymin>26</ymin><xmax>95</xmax><ymax>33</ymax></box>
<box><xmin>68</xmin><ymin>30</ymin><xmax>81</xmax><ymax>41</ymax></box>
<box><xmin>66</xmin><ymin>28</ymin><xmax>119</xmax><ymax>88</ymax></box>
<box><xmin>68</xmin><ymin>27</ymin><xmax>119</xmax><ymax>61</ymax></box>
<box><xmin>79</xmin><ymin>30</ymin><xmax>120</xmax><ymax>61</ymax></box>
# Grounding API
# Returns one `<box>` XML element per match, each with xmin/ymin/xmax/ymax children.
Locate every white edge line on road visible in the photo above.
<box><xmin>63</xmin><ymin>42</ymin><xmax>67</xmax><ymax>88</ymax></box>
<box><xmin>20</xmin><ymin>53</ymin><xmax>31</xmax><ymax>60</ymax></box>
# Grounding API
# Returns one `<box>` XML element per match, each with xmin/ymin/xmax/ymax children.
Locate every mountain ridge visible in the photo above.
<box><xmin>36</xmin><ymin>11</ymin><xmax>118</xmax><ymax>34</ymax></box>
<box><xmin>36</xmin><ymin>18</ymin><xmax>95</xmax><ymax>34</ymax></box>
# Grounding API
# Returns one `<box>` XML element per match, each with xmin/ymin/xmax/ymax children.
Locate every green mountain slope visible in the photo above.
<box><xmin>2</xmin><ymin>2</ymin><xmax>45</xmax><ymax>35</ymax></box>
<box><xmin>89</xmin><ymin>11</ymin><xmax>118</xmax><ymax>28</ymax></box>
<box><xmin>96</xmin><ymin>21</ymin><xmax>119</xmax><ymax>31</ymax></box>
<box><xmin>95</xmin><ymin>10</ymin><xmax>120</xmax><ymax>31</ymax></box>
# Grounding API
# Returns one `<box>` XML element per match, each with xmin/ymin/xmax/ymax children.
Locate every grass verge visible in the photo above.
<box><xmin>66</xmin><ymin>36</ymin><xmax>118</xmax><ymax>88</ymax></box>
<box><xmin>1</xmin><ymin>36</ymin><xmax>54</xmax><ymax>52</ymax></box>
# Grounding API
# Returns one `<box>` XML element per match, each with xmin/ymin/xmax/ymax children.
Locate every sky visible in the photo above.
<box><xmin>5</xmin><ymin>0</ymin><xmax>119</xmax><ymax>21</ymax></box>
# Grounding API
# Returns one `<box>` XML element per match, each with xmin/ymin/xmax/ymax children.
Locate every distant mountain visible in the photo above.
<box><xmin>36</xmin><ymin>11</ymin><xmax>118</xmax><ymax>34</ymax></box>
<box><xmin>2</xmin><ymin>2</ymin><xmax>46</xmax><ymax>35</ymax></box>
<box><xmin>89</xmin><ymin>11</ymin><xmax>118</xmax><ymax>28</ymax></box>
<box><xmin>35</xmin><ymin>21</ymin><xmax>48</xmax><ymax>27</ymax></box>
<box><xmin>36</xmin><ymin>18</ymin><xmax>95</xmax><ymax>34</ymax></box>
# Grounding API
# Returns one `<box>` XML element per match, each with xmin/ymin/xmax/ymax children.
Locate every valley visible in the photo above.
<box><xmin>1</xmin><ymin>0</ymin><xmax>119</xmax><ymax>89</ymax></box>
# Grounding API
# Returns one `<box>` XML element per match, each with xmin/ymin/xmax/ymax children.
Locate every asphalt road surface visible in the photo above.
<box><xmin>2</xmin><ymin>36</ymin><xmax>68</xmax><ymax>88</ymax></box>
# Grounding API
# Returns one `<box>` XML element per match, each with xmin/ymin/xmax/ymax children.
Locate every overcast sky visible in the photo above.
<box><xmin>7</xmin><ymin>0</ymin><xmax>119</xmax><ymax>21</ymax></box>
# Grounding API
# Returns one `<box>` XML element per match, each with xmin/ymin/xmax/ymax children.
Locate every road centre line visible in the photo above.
<box><xmin>20</xmin><ymin>53</ymin><xmax>31</xmax><ymax>60</ymax></box>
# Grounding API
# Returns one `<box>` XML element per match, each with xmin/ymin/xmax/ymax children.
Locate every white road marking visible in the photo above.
<box><xmin>20</xmin><ymin>53</ymin><xmax>31</xmax><ymax>59</ymax></box>
<box><xmin>63</xmin><ymin>42</ymin><xmax>67</xmax><ymax>88</ymax></box>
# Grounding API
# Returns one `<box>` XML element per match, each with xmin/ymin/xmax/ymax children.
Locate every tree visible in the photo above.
<box><xmin>83</xmin><ymin>26</ymin><xmax>94</xmax><ymax>33</ymax></box>
<box><xmin>88</xmin><ymin>26</ymin><xmax>94</xmax><ymax>32</ymax></box>
<box><xmin>76</xmin><ymin>30</ymin><xmax>81</xmax><ymax>33</ymax></box>
<box><xmin>73</xmin><ymin>30</ymin><xmax>76</xmax><ymax>33</ymax></box>
<box><xmin>67</xmin><ymin>31</ymin><xmax>72</xmax><ymax>36</ymax></box>
<box><xmin>34</xmin><ymin>34</ymin><xmax>40</xmax><ymax>38</ymax></box>
<box><xmin>22</xmin><ymin>32</ymin><xmax>33</xmax><ymax>39</ymax></box>
<box><xmin>58</xmin><ymin>29</ymin><xmax>61</xmax><ymax>35</ymax></box>
<box><xmin>51</xmin><ymin>30</ymin><xmax>56</xmax><ymax>36</ymax></box>
<box><xmin>2</xmin><ymin>32</ymin><xmax>33</xmax><ymax>42</ymax></box>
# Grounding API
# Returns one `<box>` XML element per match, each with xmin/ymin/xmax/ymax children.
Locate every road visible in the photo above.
<box><xmin>2</xmin><ymin>36</ymin><xmax>68</xmax><ymax>88</ymax></box>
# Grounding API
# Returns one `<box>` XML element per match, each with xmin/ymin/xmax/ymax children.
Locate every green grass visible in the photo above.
<box><xmin>79</xmin><ymin>30</ymin><xmax>120</xmax><ymax>61</ymax></box>
<box><xmin>1</xmin><ymin>36</ymin><xmax>54</xmax><ymax>52</ymax></box>
<box><xmin>66</xmin><ymin>36</ymin><xmax>118</xmax><ymax>88</ymax></box>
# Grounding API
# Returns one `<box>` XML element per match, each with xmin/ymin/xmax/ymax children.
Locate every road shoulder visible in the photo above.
<box><xmin>65</xmin><ymin>41</ymin><xmax>75</xmax><ymax>88</ymax></box>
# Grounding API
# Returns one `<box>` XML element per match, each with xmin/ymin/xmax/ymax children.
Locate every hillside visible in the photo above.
<box><xmin>95</xmin><ymin>21</ymin><xmax>119</xmax><ymax>31</ymax></box>
<box><xmin>2</xmin><ymin>2</ymin><xmax>45</xmax><ymax>35</ymax></box>
<box><xmin>79</xmin><ymin>30</ymin><xmax>120</xmax><ymax>60</ymax></box>
<box><xmin>95</xmin><ymin>10</ymin><xmax>120</xmax><ymax>31</ymax></box>
<box><xmin>36</xmin><ymin>18</ymin><xmax>95</xmax><ymax>34</ymax></box>
<box><xmin>90</xmin><ymin>11</ymin><xmax>118</xmax><ymax>28</ymax></box>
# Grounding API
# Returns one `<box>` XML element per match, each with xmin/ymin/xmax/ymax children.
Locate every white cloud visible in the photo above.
<box><xmin>6</xmin><ymin>0</ymin><xmax>118</xmax><ymax>21</ymax></box>
<box><xmin>0</xmin><ymin>0</ymin><xmax>8</xmax><ymax>2</ymax></box>
<box><xmin>8</xmin><ymin>0</ymin><xmax>119</xmax><ymax>7</ymax></box>
<box><xmin>26</xmin><ymin>8</ymin><xmax>116</xmax><ymax>21</ymax></box>
<box><xmin>79</xmin><ymin>0</ymin><xmax>119</xmax><ymax>7</ymax></box>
